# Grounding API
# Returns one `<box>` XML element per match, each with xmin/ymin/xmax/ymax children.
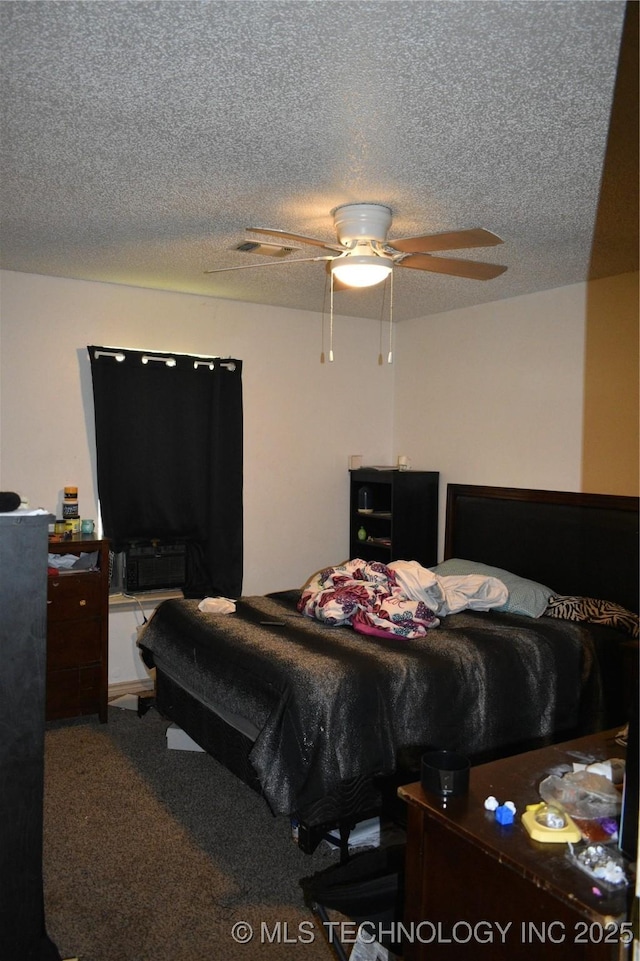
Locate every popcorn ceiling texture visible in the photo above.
<box><xmin>1</xmin><ymin>1</ymin><xmax>635</xmax><ymax>320</ymax></box>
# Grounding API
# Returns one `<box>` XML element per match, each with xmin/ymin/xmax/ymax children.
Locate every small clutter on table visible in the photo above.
<box><xmin>61</xmin><ymin>485</ymin><xmax>80</xmax><ymax>533</ymax></box>
<box><xmin>539</xmin><ymin>766</ymin><xmax>623</xmax><ymax>821</ymax></box>
<box><xmin>48</xmin><ymin>485</ymin><xmax>95</xmax><ymax>540</ymax></box>
<box><xmin>567</xmin><ymin>841</ymin><xmax>628</xmax><ymax>890</ymax></box>
<box><xmin>480</xmin><ymin>742</ymin><xmax>632</xmax><ymax>890</ymax></box>
<box><xmin>484</xmin><ymin>796</ymin><xmax>517</xmax><ymax>825</ymax></box>
<box><xmin>519</xmin><ymin>750</ymin><xmax>631</xmax><ymax>890</ymax></box>
<box><xmin>521</xmin><ymin>802</ymin><xmax>582</xmax><ymax>842</ymax></box>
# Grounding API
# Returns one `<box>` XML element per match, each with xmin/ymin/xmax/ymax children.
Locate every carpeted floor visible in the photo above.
<box><xmin>43</xmin><ymin>705</ymin><xmax>346</xmax><ymax>961</ymax></box>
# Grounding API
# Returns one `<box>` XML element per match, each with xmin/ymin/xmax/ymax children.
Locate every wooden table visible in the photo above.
<box><xmin>399</xmin><ymin>730</ymin><xmax>633</xmax><ymax>960</ymax></box>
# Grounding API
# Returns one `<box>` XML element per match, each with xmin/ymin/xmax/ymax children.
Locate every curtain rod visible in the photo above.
<box><xmin>91</xmin><ymin>348</ymin><xmax>237</xmax><ymax>370</ymax></box>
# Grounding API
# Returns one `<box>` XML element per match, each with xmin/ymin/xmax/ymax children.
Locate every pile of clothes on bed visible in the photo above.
<box><xmin>298</xmin><ymin>558</ymin><xmax>508</xmax><ymax>639</ymax></box>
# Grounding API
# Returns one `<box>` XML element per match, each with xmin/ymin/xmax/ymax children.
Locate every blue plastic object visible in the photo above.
<box><xmin>495</xmin><ymin>804</ymin><xmax>515</xmax><ymax>825</ymax></box>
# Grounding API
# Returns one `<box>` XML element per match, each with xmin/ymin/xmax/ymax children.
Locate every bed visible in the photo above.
<box><xmin>138</xmin><ymin>484</ymin><xmax>638</xmax><ymax>851</ymax></box>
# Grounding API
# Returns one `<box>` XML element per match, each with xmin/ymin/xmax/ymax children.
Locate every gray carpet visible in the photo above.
<box><xmin>43</xmin><ymin>705</ymin><xmax>344</xmax><ymax>961</ymax></box>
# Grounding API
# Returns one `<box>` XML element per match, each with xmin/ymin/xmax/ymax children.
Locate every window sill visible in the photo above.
<box><xmin>109</xmin><ymin>589</ymin><xmax>183</xmax><ymax>611</ymax></box>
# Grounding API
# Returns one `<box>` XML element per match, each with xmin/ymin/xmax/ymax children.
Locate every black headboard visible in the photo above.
<box><xmin>445</xmin><ymin>485</ymin><xmax>639</xmax><ymax>613</ymax></box>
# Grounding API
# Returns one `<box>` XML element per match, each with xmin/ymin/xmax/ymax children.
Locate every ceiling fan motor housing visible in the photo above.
<box><xmin>333</xmin><ymin>203</ymin><xmax>392</xmax><ymax>246</ymax></box>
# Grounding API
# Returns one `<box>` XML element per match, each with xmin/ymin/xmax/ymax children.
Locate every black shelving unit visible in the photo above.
<box><xmin>349</xmin><ymin>469</ymin><xmax>439</xmax><ymax>568</ymax></box>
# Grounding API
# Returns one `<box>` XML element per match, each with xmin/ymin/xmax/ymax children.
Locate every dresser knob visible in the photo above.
<box><xmin>79</xmin><ymin>599</ymin><xmax>86</xmax><ymax>606</ymax></box>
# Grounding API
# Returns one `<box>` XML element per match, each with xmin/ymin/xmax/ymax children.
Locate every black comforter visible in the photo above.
<box><xmin>138</xmin><ymin>590</ymin><xmax>602</xmax><ymax>815</ymax></box>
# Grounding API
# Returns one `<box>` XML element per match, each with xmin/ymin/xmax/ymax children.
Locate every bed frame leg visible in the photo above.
<box><xmin>310</xmin><ymin>903</ymin><xmax>350</xmax><ymax>961</ymax></box>
<box><xmin>338</xmin><ymin>821</ymin><xmax>352</xmax><ymax>863</ymax></box>
<box><xmin>297</xmin><ymin>817</ymin><xmax>356</xmax><ymax>860</ymax></box>
<box><xmin>136</xmin><ymin>693</ymin><xmax>156</xmax><ymax>717</ymax></box>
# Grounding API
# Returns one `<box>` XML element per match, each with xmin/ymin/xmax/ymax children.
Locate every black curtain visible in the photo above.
<box><xmin>88</xmin><ymin>346</ymin><xmax>243</xmax><ymax>598</ymax></box>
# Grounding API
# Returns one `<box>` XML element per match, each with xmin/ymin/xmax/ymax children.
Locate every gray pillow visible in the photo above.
<box><xmin>430</xmin><ymin>558</ymin><xmax>554</xmax><ymax>618</ymax></box>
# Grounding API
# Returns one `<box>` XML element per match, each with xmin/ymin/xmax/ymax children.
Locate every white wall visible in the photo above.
<box><xmin>393</xmin><ymin>283</ymin><xmax>589</xmax><ymax>559</ymax></box>
<box><xmin>2</xmin><ymin>270</ymin><xmax>611</xmax><ymax>685</ymax></box>
<box><xmin>1</xmin><ymin>270</ymin><xmax>394</xmax><ymax>682</ymax></box>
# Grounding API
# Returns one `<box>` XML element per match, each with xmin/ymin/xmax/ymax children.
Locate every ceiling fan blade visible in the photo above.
<box><xmin>247</xmin><ymin>226</ymin><xmax>345</xmax><ymax>253</ymax></box>
<box><xmin>389</xmin><ymin>228</ymin><xmax>504</xmax><ymax>254</ymax></box>
<box><xmin>204</xmin><ymin>255</ymin><xmax>333</xmax><ymax>275</ymax></box>
<box><xmin>399</xmin><ymin>253</ymin><xmax>507</xmax><ymax>280</ymax></box>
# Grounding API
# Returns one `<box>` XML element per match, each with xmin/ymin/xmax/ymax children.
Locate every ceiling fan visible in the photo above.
<box><xmin>205</xmin><ymin>203</ymin><xmax>507</xmax><ymax>288</ymax></box>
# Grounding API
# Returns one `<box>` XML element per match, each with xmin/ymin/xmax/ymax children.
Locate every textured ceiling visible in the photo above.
<box><xmin>1</xmin><ymin>1</ymin><xmax>637</xmax><ymax>321</ymax></box>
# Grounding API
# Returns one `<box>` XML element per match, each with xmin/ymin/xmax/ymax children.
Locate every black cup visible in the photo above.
<box><xmin>421</xmin><ymin>750</ymin><xmax>470</xmax><ymax>797</ymax></box>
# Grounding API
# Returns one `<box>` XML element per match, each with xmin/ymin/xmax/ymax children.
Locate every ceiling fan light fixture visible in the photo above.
<box><xmin>331</xmin><ymin>255</ymin><xmax>392</xmax><ymax>288</ymax></box>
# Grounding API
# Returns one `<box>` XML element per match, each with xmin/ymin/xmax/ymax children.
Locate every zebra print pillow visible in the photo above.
<box><xmin>544</xmin><ymin>595</ymin><xmax>639</xmax><ymax>639</ymax></box>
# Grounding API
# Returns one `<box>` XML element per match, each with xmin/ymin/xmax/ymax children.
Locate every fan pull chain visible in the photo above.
<box><xmin>329</xmin><ymin>270</ymin><xmax>335</xmax><ymax>362</ymax></box>
<box><xmin>378</xmin><ymin>275</ymin><xmax>387</xmax><ymax>365</ymax></box>
<box><xmin>387</xmin><ymin>269</ymin><xmax>394</xmax><ymax>364</ymax></box>
<box><xmin>320</xmin><ymin>273</ymin><xmax>328</xmax><ymax>363</ymax></box>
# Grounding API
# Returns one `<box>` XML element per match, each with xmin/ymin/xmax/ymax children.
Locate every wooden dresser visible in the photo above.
<box><xmin>47</xmin><ymin>534</ymin><xmax>109</xmax><ymax>722</ymax></box>
<box><xmin>399</xmin><ymin>730</ymin><xmax>633</xmax><ymax>961</ymax></box>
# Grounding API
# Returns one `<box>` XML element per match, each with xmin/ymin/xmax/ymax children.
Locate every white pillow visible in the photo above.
<box><xmin>430</xmin><ymin>558</ymin><xmax>554</xmax><ymax>618</ymax></box>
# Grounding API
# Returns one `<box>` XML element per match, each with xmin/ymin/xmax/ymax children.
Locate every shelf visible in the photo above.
<box><xmin>355</xmin><ymin>540</ymin><xmax>391</xmax><ymax>553</ymax></box>
<box><xmin>349</xmin><ymin>469</ymin><xmax>439</xmax><ymax>568</ymax></box>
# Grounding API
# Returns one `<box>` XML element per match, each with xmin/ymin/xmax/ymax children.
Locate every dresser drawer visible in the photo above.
<box><xmin>47</xmin><ymin>619</ymin><xmax>102</xmax><ymax>670</ymax></box>
<box><xmin>47</xmin><ymin>572</ymin><xmax>103</xmax><ymax>620</ymax></box>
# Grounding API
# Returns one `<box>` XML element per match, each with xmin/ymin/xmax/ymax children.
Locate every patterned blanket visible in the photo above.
<box><xmin>298</xmin><ymin>558</ymin><xmax>508</xmax><ymax>638</ymax></box>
